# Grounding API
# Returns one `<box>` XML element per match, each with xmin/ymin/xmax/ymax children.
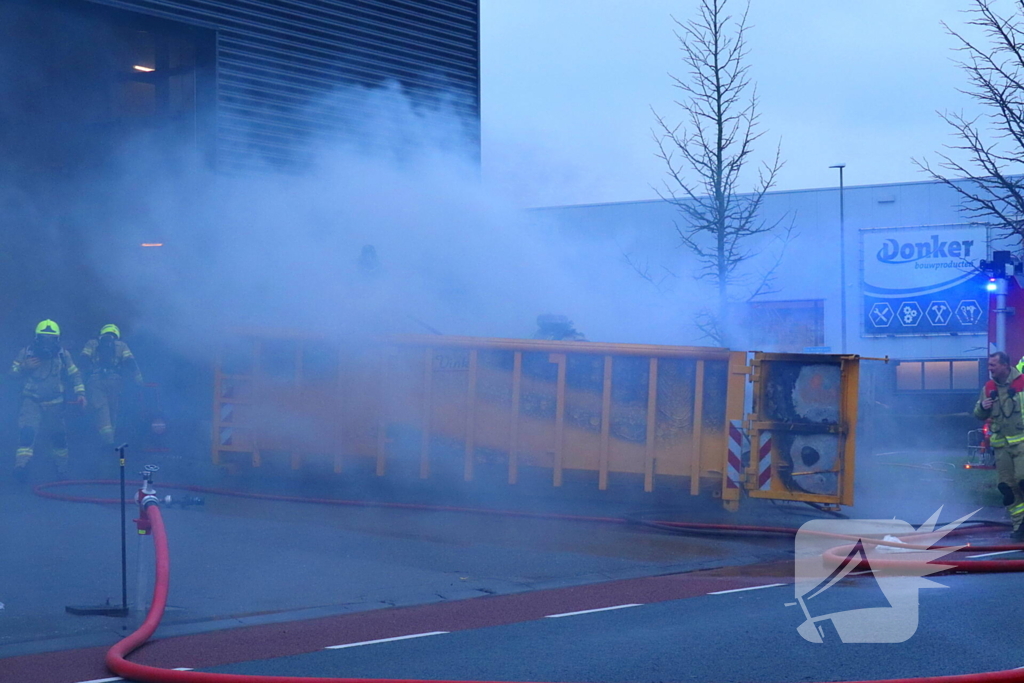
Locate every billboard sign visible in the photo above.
<box><xmin>861</xmin><ymin>225</ymin><xmax>989</xmax><ymax>336</ymax></box>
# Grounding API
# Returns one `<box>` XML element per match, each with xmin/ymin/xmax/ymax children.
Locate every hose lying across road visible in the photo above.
<box><xmin>34</xmin><ymin>479</ymin><xmax>1024</xmax><ymax>566</ymax></box>
<box><xmin>32</xmin><ymin>481</ymin><xmax>1024</xmax><ymax>683</ymax></box>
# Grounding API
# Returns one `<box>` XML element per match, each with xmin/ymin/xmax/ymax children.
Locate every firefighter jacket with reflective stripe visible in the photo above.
<box><xmin>80</xmin><ymin>339</ymin><xmax>143</xmax><ymax>384</ymax></box>
<box><xmin>10</xmin><ymin>347</ymin><xmax>85</xmax><ymax>403</ymax></box>
<box><xmin>975</xmin><ymin>369</ymin><xmax>1024</xmax><ymax>447</ymax></box>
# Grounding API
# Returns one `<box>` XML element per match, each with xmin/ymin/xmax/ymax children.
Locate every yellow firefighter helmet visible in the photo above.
<box><xmin>35</xmin><ymin>320</ymin><xmax>60</xmax><ymax>336</ymax></box>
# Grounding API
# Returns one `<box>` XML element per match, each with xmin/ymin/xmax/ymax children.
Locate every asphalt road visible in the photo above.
<box><xmin>201</xmin><ymin>571</ymin><xmax>1024</xmax><ymax>683</ymax></box>
<box><xmin>4</xmin><ymin>552</ymin><xmax>1021</xmax><ymax>683</ymax></box>
<box><xmin>0</xmin><ymin>448</ymin><xmax>1015</xmax><ymax>683</ymax></box>
<box><xmin>0</xmin><ymin>467</ymin><xmax>799</xmax><ymax>659</ymax></box>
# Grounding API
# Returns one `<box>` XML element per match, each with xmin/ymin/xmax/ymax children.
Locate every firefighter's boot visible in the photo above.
<box><xmin>54</xmin><ymin>448</ymin><xmax>69</xmax><ymax>478</ymax></box>
<box><xmin>15</xmin><ymin>447</ymin><xmax>32</xmax><ymax>469</ymax></box>
<box><xmin>13</xmin><ymin>447</ymin><xmax>31</xmax><ymax>482</ymax></box>
<box><xmin>99</xmin><ymin>425</ymin><xmax>114</xmax><ymax>445</ymax></box>
<box><xmin>1010</xmin><ymin>501</ymin><xmax>1024</xmax><ymax>540</ymax></box>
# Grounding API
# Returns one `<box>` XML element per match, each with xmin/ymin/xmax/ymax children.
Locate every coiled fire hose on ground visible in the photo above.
<box><xmin>31</xmin><ymin>480</ymin><xmax>1024</xmax><ymax>683</ymax></box>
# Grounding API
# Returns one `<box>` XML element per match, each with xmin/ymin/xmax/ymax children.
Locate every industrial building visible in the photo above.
<box><xmin>0</xmin><ymin>0</ymin><xmax>480</xmax><ymax>332</ymax></box>
<box><xmin>534</xmin><ymin>177</ymin><xmax>1000</xmax><ymax>447</ymax></box>
<box><xmin>0</xmin><ymin>0</ymin><xmax>480</xmax><ymax>169</ymax></box>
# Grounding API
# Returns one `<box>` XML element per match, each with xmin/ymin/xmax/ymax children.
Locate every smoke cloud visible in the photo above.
<box><xmin>65</xmin><ymin>86</ymin><xmax>703</xmax><ymax>354</ymax></box>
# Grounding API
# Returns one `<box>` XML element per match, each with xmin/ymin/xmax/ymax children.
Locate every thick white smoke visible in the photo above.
<box><xmin>85</xmin><ymin>82</ymin><xmax>703</xmax><ymax>353</ymax></box>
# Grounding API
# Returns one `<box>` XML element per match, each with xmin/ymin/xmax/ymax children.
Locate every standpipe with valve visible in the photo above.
<box><xmin>131</xmin><ymin>464</ymin><xmax>162</xmax><ymax>628</ymax></box>
<box><xmin>134</xmin><ymin>464</ymin><xmax>161</xmax><ymax>535</ymax></box>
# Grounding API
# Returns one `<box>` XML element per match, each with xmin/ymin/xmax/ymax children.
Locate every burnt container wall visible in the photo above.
<box><xmin>86</xmin><ymin>0</ymin><xmax>481</xmax><ymax>167</ymax></box>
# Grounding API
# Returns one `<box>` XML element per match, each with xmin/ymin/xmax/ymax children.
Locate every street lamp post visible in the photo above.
<box><xmin>830</xmin><ymin>164</ymin><xmax>847</xmax><ymax>354</ymax></box>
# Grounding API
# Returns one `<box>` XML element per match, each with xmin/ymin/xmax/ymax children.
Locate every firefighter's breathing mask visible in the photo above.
<box><xmin>33</xmin><ymin>334</ymin><xmax>59</xmax><ymax>359</ymax></box>
<box><xmin>98</xmin><ymin>334</ymin><xmax>117</xmax><ymax>366</ymax></box>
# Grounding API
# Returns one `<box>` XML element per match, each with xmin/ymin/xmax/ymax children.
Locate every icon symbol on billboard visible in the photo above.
<box><xmin>897</xmin><ymin>301</ymin><xmax>923</xmax><ymax>327</ymax></box>
<box><xmin>955</xmin><ymin>300</ymin><xmax>983</xmax><ymax>326</ymax></box>
<box><xmin>869</xmin><ymin>303</ymin><xmax>894</xmax><ymax>328</ymax></box>
<box><xmin>925</xmin><ymin>301</ymin><xmax>952</xmax><ymax>326</ymax></box>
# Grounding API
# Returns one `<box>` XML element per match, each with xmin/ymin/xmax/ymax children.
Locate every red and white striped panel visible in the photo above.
<box><xmin>757</xmin><ymin>431</ymin><xmax>773</xmax><ymax>491</ymax></box>
<box><xmin>727</xmin><ymin>420</ymin><xmax>744</xmax><ymax>489</ymax></box>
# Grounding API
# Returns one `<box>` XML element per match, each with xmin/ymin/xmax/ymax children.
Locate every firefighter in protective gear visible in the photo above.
<box><xmin>975</xmin><ymin>351</ymin><xmax>1024</xmax><ymax>541</ymax></box>
<box><xmin>80</xmin><ymin>324</ymin><xmax>143</xmax><ymax>445</ymax></box>
<box><xmin>10</xmin><ymin>320</ymin><xmax>86</xmax><ymax>478</ymax></box>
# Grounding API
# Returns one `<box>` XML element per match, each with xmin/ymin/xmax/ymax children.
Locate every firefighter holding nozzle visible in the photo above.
<box><xmin>10</xmin><ymin>320</ymin><xmax>86</xmax><ymax>479</ymax></box>
<box><xmin>975</xmin><ymin>351</ymin><xmax>1024</xmax><ymax>541</ymax></box>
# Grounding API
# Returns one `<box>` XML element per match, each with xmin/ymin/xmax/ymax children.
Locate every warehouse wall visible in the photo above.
<box><xmin>84</xmin><ymin>0</ymin><xmax>481</xmax><ymax>166</ymax></box>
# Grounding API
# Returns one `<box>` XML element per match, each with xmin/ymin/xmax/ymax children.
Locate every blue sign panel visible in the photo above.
<box><xmin>861</xmin><ymin>226</ymin><xmax>988</xmax><ymax>336</ymax></box>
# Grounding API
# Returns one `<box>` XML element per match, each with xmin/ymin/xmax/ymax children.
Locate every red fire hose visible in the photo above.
<box><xmin>111</xmin><ymin>504</ymin><xmax>564</xmax><ymax>683</ymax></box>
<box><xmin>33</xmin><ymin>480</ymin><xmax>626</xmax><ymax>525</ymax></box>
<box><xmin>31</xmin><ymin>482</ymin><xmax>1024</xmax><ymax>682</ymax></box>
<box><xmin>31</xmin><ymin>480</ymin><xmax>1020</xmax><ymax>548</ymax></box>
<box><xmin>104</xmin><ymin>502</ymin><xmax>1024</xmax><ymax>683</ymax></box>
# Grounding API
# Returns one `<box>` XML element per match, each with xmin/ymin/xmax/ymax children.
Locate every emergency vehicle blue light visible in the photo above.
<box><xmin>987</xmin><ymin>280</ymin><xmax>998</xmax><ymax>292</ymax></box>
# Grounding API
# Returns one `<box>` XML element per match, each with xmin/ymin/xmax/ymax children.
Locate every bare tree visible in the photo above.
<box><xmin>647</xmin><ymin>0</ymin><xmax>789</xmax><ymax>346</ymax></box>
<box><xmin>916</xmin><ymin>0</ymin><xmax>1024</xmax><ymax>240</ymax></box>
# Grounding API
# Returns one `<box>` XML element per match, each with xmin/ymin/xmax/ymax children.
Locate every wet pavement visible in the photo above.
<box><xmin>196</xmin><ymin>570</ymin><xmax>1024</xmax><ymax>683</ymax></box>
<box><xmin>0</xmin><ymin>457</ymin><xmax>798</xmax><ymax>661</ymax></box>
<box><xmin>0</xmin><ymin>446</ymin><xmax>1014</xmax><ymax>681</ymax></box>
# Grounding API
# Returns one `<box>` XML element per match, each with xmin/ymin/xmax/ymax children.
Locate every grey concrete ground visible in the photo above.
<box><xmin>0</xmin><ymin>445</ymin><xmax>1008</xmax><ymax>663</ymax></box>
<box><xmin>0</xmin><ymin>462</ymin><xmax>790</xmax><ymax>660</ymax></box>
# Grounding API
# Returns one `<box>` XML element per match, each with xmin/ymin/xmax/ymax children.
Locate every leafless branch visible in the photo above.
<box><xmin>647</xmin><ymin>0</ymin><xmax>789</xmax><ymax>346</ymax></box>
<box><xmin>918</xmin><ymin>0</ymin><xmax>1024</xmax><ymax>242</ymax></box>
<box><xmin>622</xmin><ymin>251</ymin><xmax>678</xmax><ymax>295</ymax></box>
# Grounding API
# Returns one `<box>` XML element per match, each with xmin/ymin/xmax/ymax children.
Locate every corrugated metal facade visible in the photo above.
<box><xmin>84</xmin><ymin>0</ymin><xmax>480</xmax><ymax>166</ymax></box>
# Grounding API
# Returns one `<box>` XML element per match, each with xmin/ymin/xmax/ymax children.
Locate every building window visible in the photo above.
<box><xmin>113</xmin><ymin>28</ymin><xmax>199</xmax><ymax>122</ymax></box>
<box><xmin>896</xmin><ymin>361</ymin><xmax>923</xmax><ymax>391</ymax></box>
<box><xmin>895</xmin><ymin>359</ymin><xmax>983</xmax><ymax>392</ymax></box>
<box><xmin>746</xmin><ymin>300</ymin><xmax>825</xmax><ymax>351</ymax></box>
<box><xmin>952</xmin><ymin>360</ymin><xmax>980</xmax><ymax>390</ymax></box>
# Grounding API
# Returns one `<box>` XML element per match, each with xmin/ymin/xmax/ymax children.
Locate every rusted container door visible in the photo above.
<box><xmin>746</xmin><ymin>353</ymin><xmax>860</xmax><ymax>506</ymax></box>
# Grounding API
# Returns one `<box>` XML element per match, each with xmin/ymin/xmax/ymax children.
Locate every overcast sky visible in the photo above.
<box><xmin>480</xmin><ymin>0</ymin><xmax>992</xmax><ymax>208</ymax></box>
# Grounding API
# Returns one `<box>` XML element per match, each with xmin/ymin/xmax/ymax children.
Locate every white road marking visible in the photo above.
<box><xmin>326</xmin><ymin>632</ymin><xmax>448</xmax><ymax>649</ymax></box>
<box><xmin>708</xmin><ymin>583</ymin><xmax>786</xmax><ymax>595</ymax></box>
<box><xmin>76</xmin><ymin>669</ymin><xmax>190</xmax><ymax>683</ymax></box>
<box><xmin>849</xmin><ymin>570</ymin><xmax>874</xmax><ymax>576</ymax></box>
<box><xmin>544</xmin><ymin>604</ymin><xmax>643</xmax><ymax>618</ymax></box>
<box><xmin>967</xmin><ymin>550</ymin><xmax>1020</xmax><ymax>559</ymax></box>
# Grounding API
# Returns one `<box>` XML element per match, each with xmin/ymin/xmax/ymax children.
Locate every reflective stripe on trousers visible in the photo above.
<box><xmin>1010</xmin><ymin>503</ymin><xmax>1024</xmax><ymax>532</ymax></box>
<box><xmin>991</xmin><ymin>433</ymin><xmax>1024</xmax><ymax>447</ymax></box>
